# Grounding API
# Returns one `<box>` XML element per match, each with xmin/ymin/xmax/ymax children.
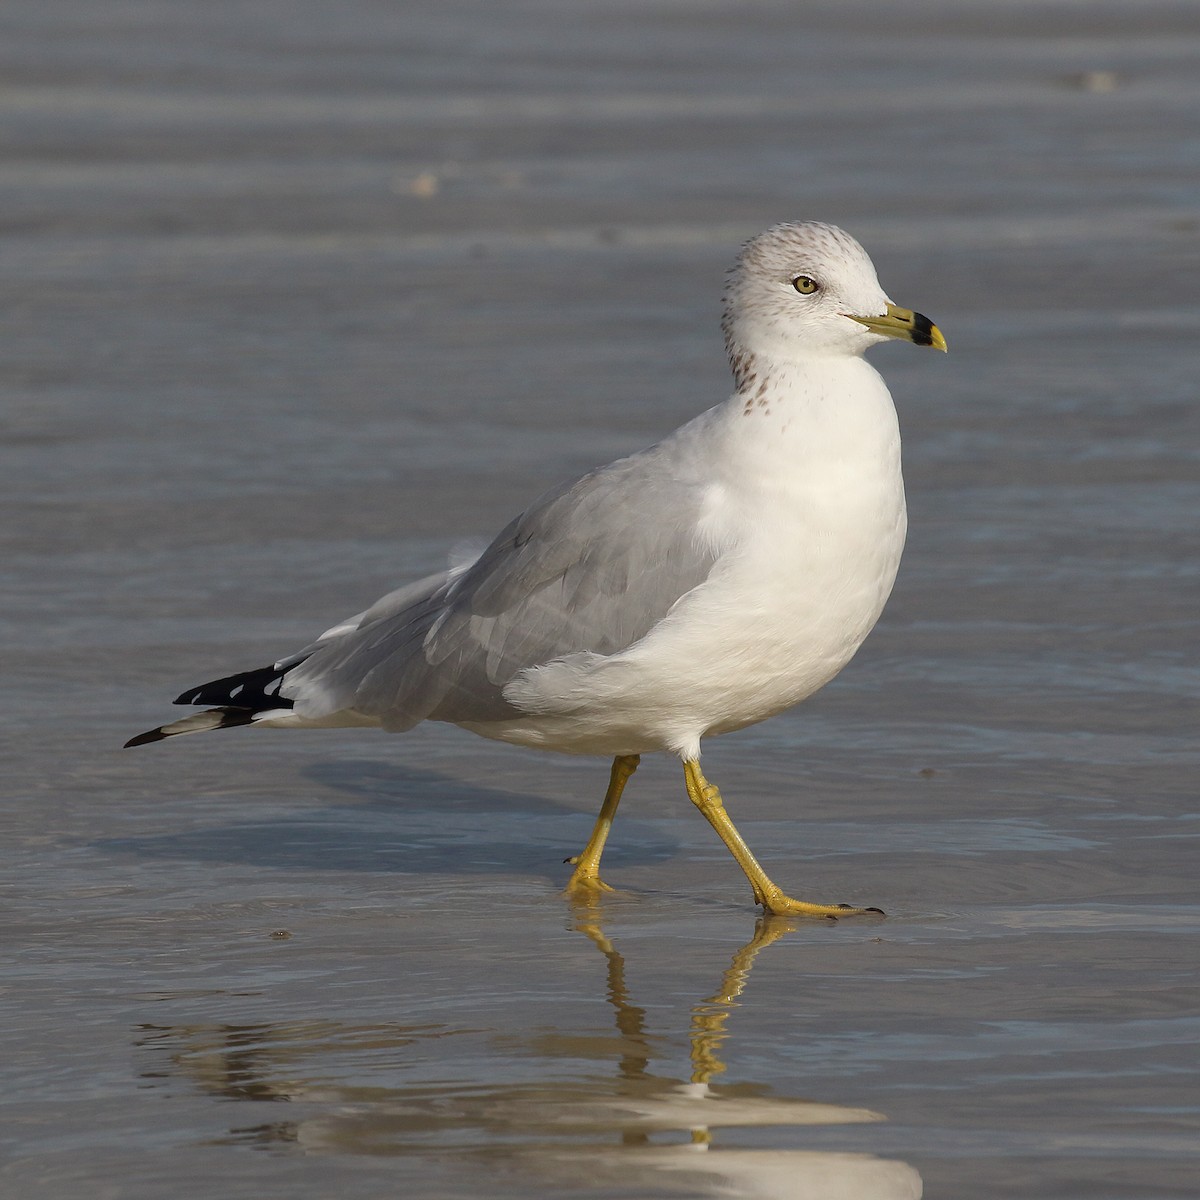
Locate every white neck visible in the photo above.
<box><xmin>719</xmin><ymin>353</ymin><xmax>899</xmax><ymax>471</ymax></box>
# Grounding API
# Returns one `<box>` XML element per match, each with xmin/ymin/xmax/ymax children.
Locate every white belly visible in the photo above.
<box><xmin>469</xmin><ymin>473</ymin><xmax>905</xmax><ymax>758</ymax></box>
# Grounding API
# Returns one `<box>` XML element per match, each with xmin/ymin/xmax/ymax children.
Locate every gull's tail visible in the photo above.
<box><xmin>123</xmin><ymin>660</ymin><xmax>304</xmax><ymax>748</ymax></box>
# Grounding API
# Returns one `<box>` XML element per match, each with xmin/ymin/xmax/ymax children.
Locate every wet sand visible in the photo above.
<box><xmin>3</xmin><ymin>2</ymin><xmax>1199</xmax><ymax>1196</ymax></box>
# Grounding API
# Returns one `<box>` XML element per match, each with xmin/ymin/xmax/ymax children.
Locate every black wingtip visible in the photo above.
<box><xmin>172</xmin><ymin>661</ymin><xmax>300</xmax><ymax>709</ymax></box>
<box><xmin>124</xmin><ymin>728</ymin><xmax>167</xmax><ymax>749</ymax></box>
<box><xmin>124</xmin><ymin>706</ymin><xmax>258</xmax><ymax>748</ymax></box>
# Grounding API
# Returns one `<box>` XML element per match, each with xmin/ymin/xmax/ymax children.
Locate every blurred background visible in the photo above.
<box><xmin>3</xmin><ymin>2</ymin><xmax>1198</xmax><ymax>1197</ymax></box>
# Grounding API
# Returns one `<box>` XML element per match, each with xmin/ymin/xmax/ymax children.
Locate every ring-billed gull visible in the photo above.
<box><xmin>126</xmin><ymin>221</ymin><xmax>945</xmax><ymax>918</ymax></box>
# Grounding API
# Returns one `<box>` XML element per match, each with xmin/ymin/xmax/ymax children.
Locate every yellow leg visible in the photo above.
<box><xmin>564</xmin><ymin>754</ymin><xmax>640</xmax><ymax>898</ymax></box>
<box><xmin>682</xmin><ymin>760</ymin><xmax>883</xmax><ymax>919</ymax></box>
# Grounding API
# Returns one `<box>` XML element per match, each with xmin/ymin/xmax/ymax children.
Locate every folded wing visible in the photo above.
<box><xmin>283</xmin><ymin>445</ymin><xmax>718</xmax><ymax>730</ymax></box>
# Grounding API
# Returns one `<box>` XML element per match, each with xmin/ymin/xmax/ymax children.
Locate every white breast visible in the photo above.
<box><xmin>479</xmin><ymin>357</ymin><xmax>907</xmax><ymax>760</ymax></box>
<box><xmin>625</xmin><ymin>358</ymin><xmax>906</xmax><ymax>753</ymax></box>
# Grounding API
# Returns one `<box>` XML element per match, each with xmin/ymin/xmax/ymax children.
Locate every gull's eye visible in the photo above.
<box><xmin>792</xmin><ymin>275</ymin><xmax>819</xmax><ymax>295</ymax></box>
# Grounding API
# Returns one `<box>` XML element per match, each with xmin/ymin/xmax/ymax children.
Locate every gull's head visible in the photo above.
<box><xmin>722</xmin><ymin>221</ymin><xmax>945</xmax><ymax>370</ymax></box>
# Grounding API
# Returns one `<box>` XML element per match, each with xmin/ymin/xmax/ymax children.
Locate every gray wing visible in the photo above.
<box><xmin>283</xmin><ymin>445</ymin><xmax>717</xmax><ymax>730</ymax></box>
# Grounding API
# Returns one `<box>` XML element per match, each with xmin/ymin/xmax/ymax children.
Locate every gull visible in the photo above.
<box><xmin>126</xmin><ymin>221</ymin><xmax>945</xmax><ymax>918</ymax></box>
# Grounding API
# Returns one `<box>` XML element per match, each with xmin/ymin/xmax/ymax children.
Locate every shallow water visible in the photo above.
<box><xmin>3</xmin><ymin>2</ymin><xmax>1199</xmax><ymax>1197</ymax></box>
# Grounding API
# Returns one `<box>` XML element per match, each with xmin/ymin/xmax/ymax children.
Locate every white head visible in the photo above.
<box><xmin>722</xmin><ymin>222</ymin><xmax>943</xmax><ymax>383</ymax></box>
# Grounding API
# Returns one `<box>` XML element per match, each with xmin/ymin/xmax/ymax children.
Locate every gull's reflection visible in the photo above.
<box><xmin>136</xmin><ymin>914</ymin><xmax>921</xmax><ymax>1197</ymax></box>
<box><xmin>569</xmin><ymin>914</ymin><xmax>884</xmax><ymax>1140</ymax></box>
